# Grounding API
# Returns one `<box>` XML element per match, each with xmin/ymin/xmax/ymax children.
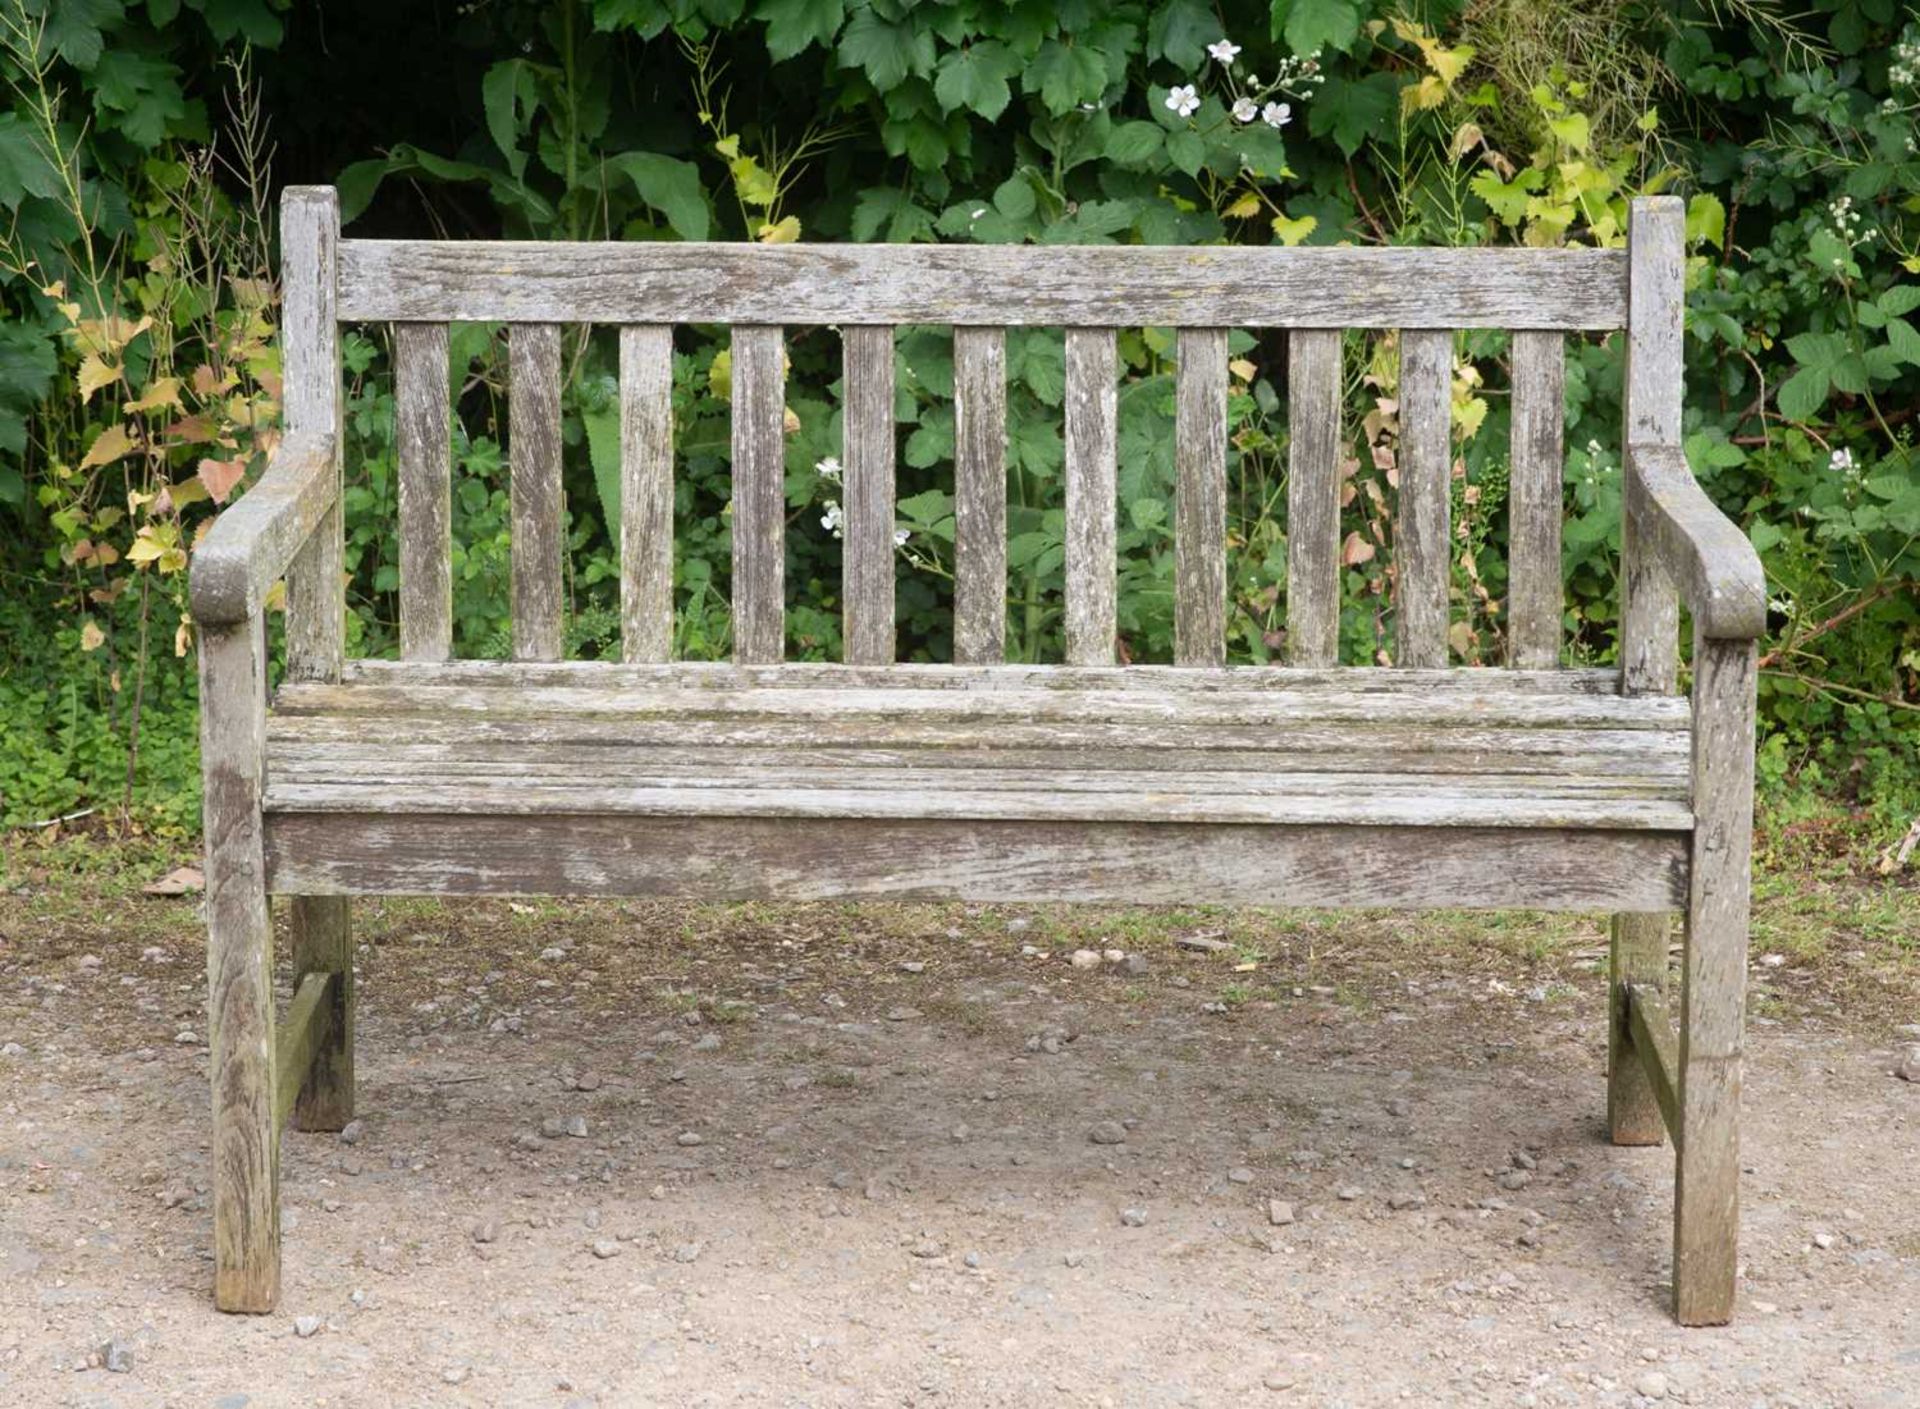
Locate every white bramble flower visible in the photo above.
<box><xmin>1829</xmin><ymin>447</ymin><xmax>1854</xmax><ymax>473</ymax></box>
<box><xmin>1262</xmin><ymin>101</ymin><xmax>1291</xmax><ymax>128</ymax></box>
<box><xmin>815</xmin><ymin>455</ymin><xmax>842</xmax><ymax>483</ymax></box>
<box><xmin>821</xmin><ymin>501</ymin><xmax>843</xmax><ymax>538</ymax></box>
<box><xmin>894</xmin><ymin>528</ymin><xmax>911</xmax><ymax>548</ymax></box>
<box><xmin>1166</xmin><ymin>84</ymin><xmax>1201</xmax><ymax>118</ymax></box>
<box><xmin>1232</xmin><ymin>97</ymin><xmax>1259</xmax><ymax>123</ymax></box>
<box><xmin>1207</xmin><ymin>39</ymin><xmax>1241</xmax><ymax>64</ymax></box>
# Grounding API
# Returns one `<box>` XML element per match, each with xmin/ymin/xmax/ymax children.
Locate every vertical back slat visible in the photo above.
<box><xmin>1396</xmin><ymin>329</ymin><xmax>1453</xmax><ymax>669</ymax></box>
<box><xmin>843</xmin><ymin>326</ymin><xmax>896</xmax><ymax>665</ymax></box>
<box><xmin>1286</xmin><ymin>328</ymin><xmax>1342</xmax><ymax>667</ymax></box>
<box><xmin>509</xmin><ymin>323</ymin><xmax>563</xmax><ymax>661</ymax></box>
<box><xmin>395</xmin><ymin>322</ymin><xmax>452</xmax><ymax>662</ymax></box>
<box><xmin>730</xmin><ymin>325</ymin><xmax>786</xmax><ymax>664</ymax></box>
<box><xmin>1621</xmin><ymin>197</ymin><xmax>1685</xmax><ymax>694</ymax></box>
<box><xmin>1175</xmin><ymin>327</ymin><xmax>1228</xmax><ymax>667</ymax></box>
<box><xmin>1063</xmin><ymin>327</ymin><xmax>1118</xmax><ymax>666</ymax></box>
<box><xmin>953</xmin><ymin>326</ymin><xmax>1007</xmax><ymax>665</ymax></box>
<box><xmin>620</xmin><ymin>325</ymin><xmax>674</xmax><ymax>663</ymax></box>
<box><xmin>1508</xmin><ymin>330</ymin><xmax>1565</xmax><ymax>669</ymax></box>
<box><xmin>280</xmin><ymin>187</ymin><xmax>343</xmax><ymax>684</ymax></box>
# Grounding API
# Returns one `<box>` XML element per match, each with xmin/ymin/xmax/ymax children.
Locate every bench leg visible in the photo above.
<box><xmin>1671</xmin><ymin>635</ymin><xmax>1755</xmax><ymax>1327</ymax></box>
<box><xmin>1608</xmin><ymin>912</ymin><xmax>1669</xmax><ymax>1145</ymax></box>
<box><xmin>201</xmin><ymin>619</ymin><xmax>281</xmax><ymax>1312</ymax></box>
<box><xmin>290</xmin><ymin>897</ymin><xmax>354</xmax><ymax>1131</ymax></box>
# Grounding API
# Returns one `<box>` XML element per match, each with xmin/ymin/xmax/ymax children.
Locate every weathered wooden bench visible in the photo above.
<box><xmin>190</xmin><ymin>187</ymin><xmax>1762</xmax><ymax>1323</ymax></box>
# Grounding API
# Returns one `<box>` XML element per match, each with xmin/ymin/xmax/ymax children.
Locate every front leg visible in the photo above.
<box><xmin>201</xmin><ymin>618</ymin><xmax>281</xmax><ymax>1312</ymax></box>
<box><xmin>1671</xmin><ymin>633</ymin><xmax>1756</xmax><ymax>1326</ymax></box>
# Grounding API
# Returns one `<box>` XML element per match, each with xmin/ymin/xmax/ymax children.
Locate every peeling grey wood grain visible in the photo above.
<box><xmin>730</xmin><ymin>326</ymin><xmax>785</xmax><ymax>664</ymax></box>
<box><xmin>266</xmin><ymin>813</ymin><xmax>1687</xmax><ymax>912</ymax></box>
<box><xmin>336</xmin><ymin>659</ymin><xmax>1636</xmax><ymax>696</ymax></box>
<box><xmin>395</xmin><ymin>322</ymin><xmax>452</xmax><ymax>662</ymax></box>
<box><xmin>509</xmin><ymin>323</ymin><xmax>564</xmax><ymax>661</ymax></box>
<box><xmin>1286</xmin><ymin>328</ymin><xmax>1343</xmax><ymax>667</ymax></box>
<box><xmin>1626</xmin><ymin>444</ymin><xmax>1766</xmax><ymax>640</ymax></box>
<box><xmin>1625</xmin><ymin>982</ymin><xmax>1681</xmax><ymax>1141</ymax></box>
<box><xmin>270</xmin><ymin>678</ymin><xmax>1689</xmax><ymax>729</ymax></box>
<box><xmin>1609</xmin><ymin>912</ymin><xmax>1670</xmax><ymax>1146</ymax></box>
<box><xmin>1621</xmin><ymin>197</ymin><xmax>1685</xmax><ymax>694</ymax></box>
<box><xmin>1063</xmin><ymin>328</ymin><xmax>1117</xmax><ymax>666</ymax></box>
<box><xmin>1175</xmin><ymin>328</ymin><xmax>1228</xmax><ymax>667</ymax></box>
<box><xmin>339</xmin><ymin>241</ymin><xmax>1629</xmax><ymax>329</ymax></box>
<box><xmin>620</xmin><ymin>325</ymin><xmax>675</xmax><ymax>663</ymax></box>
<box><xmin>188</xmin><ymin>432</ymin><xmax>338</xmax><ymax>626</ymax></box>
<box><xmin>1508</xmin><ymin>330</ymin><xmax>1564</xmax><ymax>670</ymax></box>
<box><xmin>1395</xmin><ymin>330</ymin><xmax>1452</xmax><ymax>669</ymax></box>
<box><xmin>953</xmin><ymin>327</ymin><xmax>1007</xmax><ymax>664</ymax></box>
<box><xmin>843</xmin><ymin>326</ymin><xmax>896</xmax><ymax>665</ymax></box>
<box><xmin>273</xmin><ymin>972</ymin><xmax>336</xmax><ymax>1132</ymax></box>
<box><xmin>1673</xmin><ymin>630</ymin><xmax>1756</xmax><ymax>1326</ymax></box>
<box><xmin>279</xmin><ymin>187</ymin><xmax>344</xmax><ymax>683</ymax></box>
<box><xmin>199</xmin><ymin>619</ymin><xmax>278</xmax><ymax>1312</ymax></box>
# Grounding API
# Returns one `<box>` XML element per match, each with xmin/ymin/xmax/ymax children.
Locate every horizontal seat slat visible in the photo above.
<box><xmin>335</xmin><ymin>660</ymin><xmax>1637</xmax><ymax>696</ymax></box>
<box><xmin>271</xmin><ymin>681</ymin><xmax>1688</xmax><ymax>730</ymax></box>
<box><xmin>266</xmin><ymin>735</ymin><xmax>1689</xmax><ymax>778</ymax></box>
<box><xmin>264</xmin><ymin>814</ymin><xmax>1689</xmax><ymax>912</ymax></box>
<box><xmin>264</xmin><ymin>781</ymin><xmax>1688</xmax><ymax>831</ymax></box>
<box><xmin>336</xmin><ymin>241</ymin><xmax>1628</xmax><ymax>329</ymax></box>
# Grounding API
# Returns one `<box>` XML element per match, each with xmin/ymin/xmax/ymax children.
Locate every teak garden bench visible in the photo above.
<box><xmin>190</xmin><ymin>187</ymin><xmax>1762</xmax><ymax>1324</ymax></box>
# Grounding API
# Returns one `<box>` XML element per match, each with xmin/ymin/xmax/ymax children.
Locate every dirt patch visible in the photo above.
<box><xmin>1</xmin><ymin>848</ymin><xmax>1917</xmax><ymax>1406</ymax></box>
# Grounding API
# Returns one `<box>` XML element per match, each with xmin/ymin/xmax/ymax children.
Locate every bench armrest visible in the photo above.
<box><xmin>1625</xmin><ymin>443</ymin><xmax>1766</xmax><ymax>641</ymax></box>
<box><xmin>189</xmin><ymin>430</ymin><xmax>338</xmax><ymax>625</ymax></box>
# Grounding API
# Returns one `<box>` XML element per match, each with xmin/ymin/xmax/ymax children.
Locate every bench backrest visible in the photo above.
<box><xmin>278</xmin><ymin>188</ymin><xmax>1684</xmax><ymax>678</ymax></box>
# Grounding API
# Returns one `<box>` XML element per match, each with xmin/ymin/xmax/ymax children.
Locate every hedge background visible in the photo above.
<box><xmin>0</xmin><ymin>0</ymin><xmax>1915</xmax><ymax>852</ymax></box>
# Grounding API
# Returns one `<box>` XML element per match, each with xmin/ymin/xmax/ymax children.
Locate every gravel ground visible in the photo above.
<box><xmin>0</xmin><ymin>861</ymin><xmax>1916</xmax><ymax>1407</ymax></box>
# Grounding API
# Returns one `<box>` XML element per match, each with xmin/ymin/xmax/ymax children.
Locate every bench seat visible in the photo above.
<box><xmin>257</xmin><ymin>662</ymin><xmax>1694</xmax><ymax>913</ymax></box>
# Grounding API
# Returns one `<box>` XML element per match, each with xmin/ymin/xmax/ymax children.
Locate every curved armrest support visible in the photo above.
<box><xmin>1626</xmin><ymin>443</ymin><xmax>1766</xmax><ymax>641</ymax></box>
<box><xmin>189</xmin><ymin>430</ymin><xmax>338</xmax><ymax>625</ymax></box>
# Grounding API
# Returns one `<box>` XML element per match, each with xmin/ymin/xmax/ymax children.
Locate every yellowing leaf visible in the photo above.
<box><xmin>1270</xmin><ymin>212</ymin><xmax>1317</xmax><ymax>246</ymax></box>
<box><xmin>1454</xmin><ymin>394</ymin><xmax>1488</xmax><ymax>440</ymax></box>
<box><xmin>80</xmin><ymin>619</ymin><xmax>105</xmax><ymax>651</ymax></box>
<box><xmin>125</xmin><ymin>531</ymin><xmax>168</xmax><ymax>564</ymax></box>
<box><xmin>757</xmin><ymin>214</ymin><xmax>802</xmax><ymax>244</ymax></box>
<box><xmin>1342</xmin><ymin>531</ymin><xmax>1376</xmax><ymax>565</ymax></box>
<box><xmin>126</xmin><ymin>376</ymin><xmax>184</xmax><ymax>414</ymax></box>
<box><xmin>165</xmin><ymin>477</ymin><xmax>211</xmax><ymax>509</ymax></box>
<box><xmin>782</xmin><ymin>406</ymin><xmax>802</xmax><ymax>436</ymax></box>
<box><xmin>1546</xmin><ymin>112</ymin><xmax>1590</xmax><ymax>153</ymax></box>
<box><xmin>1223</xmin><ymin>193</ymin><xmax>1263</xmax><ymax>220</ymax></box>
<box><xmin>80</xmin><ymin>423</ymin><xmax>136</xmax><ymax>470</ymax></box>
<box><xmin>729</xmin><ymin>154</ymin><xmax>779</xmax><ymax>209</ymax></box>
<box><xmin>708</xmin><ymin>348</ymin><xmax>733</xmax><ymax>402</ymax></box>
<box><xmin>197</xmin><ymin>456</ymin><xmax>248</xmax><ymax>505</ymax></box>
<box><xmin>1229</xmin><ymin>357</ymin><xmax>1257</xmax><ymax>383</ymax></box>
<box><xmin>1403</xmin><ymin>75</ymin><xmax>1449</xmax><ymax>114</ymax></box>
<box><xmin>78</xmin><ymin>354</ymin><xmax>122</xmax><ymax>404</ymax></box>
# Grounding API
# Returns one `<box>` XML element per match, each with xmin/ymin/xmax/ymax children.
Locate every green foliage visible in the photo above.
<box><xmin>0</xmin><ymin>0</ymin><xmax>1916</xmax><ymax>844</ymax></box>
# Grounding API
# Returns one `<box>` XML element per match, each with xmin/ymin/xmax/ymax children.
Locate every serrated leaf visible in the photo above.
<box><xmin>1273</xmin><ymin>0</ymin><xmax>1362</xmax><ymax>57</ymax></box>
<box><xmin>80</xmin><ymin>422</ymin><xmax>135</xmax><ymax>470</ymax></box>
<box><xmin>934</xmin><ymin>40</ymin><xmax>1014</xmax><ymax>119</ymax></box>
<box><xmin>77</xmin><ymin>354</ymin><xmax>121</xmax><ymax>404</ymax></box>
<box><xmin>1775</xmin><ymin>364</ymin><xmax>1829</xmax><ymax>422</ymax></box>
<box><xmin>197</xmin><ymin>456</ymin><xmax>248</xmax><ymax>505</ymax></box>
<box><xmin>759</xmin><ymin>0</ymin><xmax>845</xmax><ymax>61</ymax></box>
<box><xmin>1877</xmin><ymin>285</ymin><xmax>1920</xmax><ymax>317</ymax></box>
<box><xmin>1106</xmin><ymin>120</ymin><xmax>1163</xmax><ymax>167</ymax></box>
<box><xmin>1165</xmin><ymin>130</ymin><xmax>1205</xmax><ymax>176</ymax></box>
<box><xmin>993</xmin><ymin>174</ymin><xmax>1036</xmax><ymax>221</ymax></box>
<box><xmin>838</xmin><ymin>8</ymin><xmax>934</xmax><ymax>90</ymax></box>
<box><xmin>481</xmin><ymin>61</ymin><xmax>535</xmax><ymax>180</ymax></box>
<box><xmin>1028</xmin><ymin>40</ymin><xmax>1107</xmax><ymax>116</ymax></box>
<box><xmin>1885</xmin><ymin>316</ymin><xmax>1920</xmax><ymax>365</ymax></box>
<box><xmin>1685</xmin><ymin>192</ymin><xmax>1726</xmax><ymax>250</ymax></box>
<box><xmin>609</xmin><ymin>152</ymin><xmax>711</xmax><ymax>240</ymax></box>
